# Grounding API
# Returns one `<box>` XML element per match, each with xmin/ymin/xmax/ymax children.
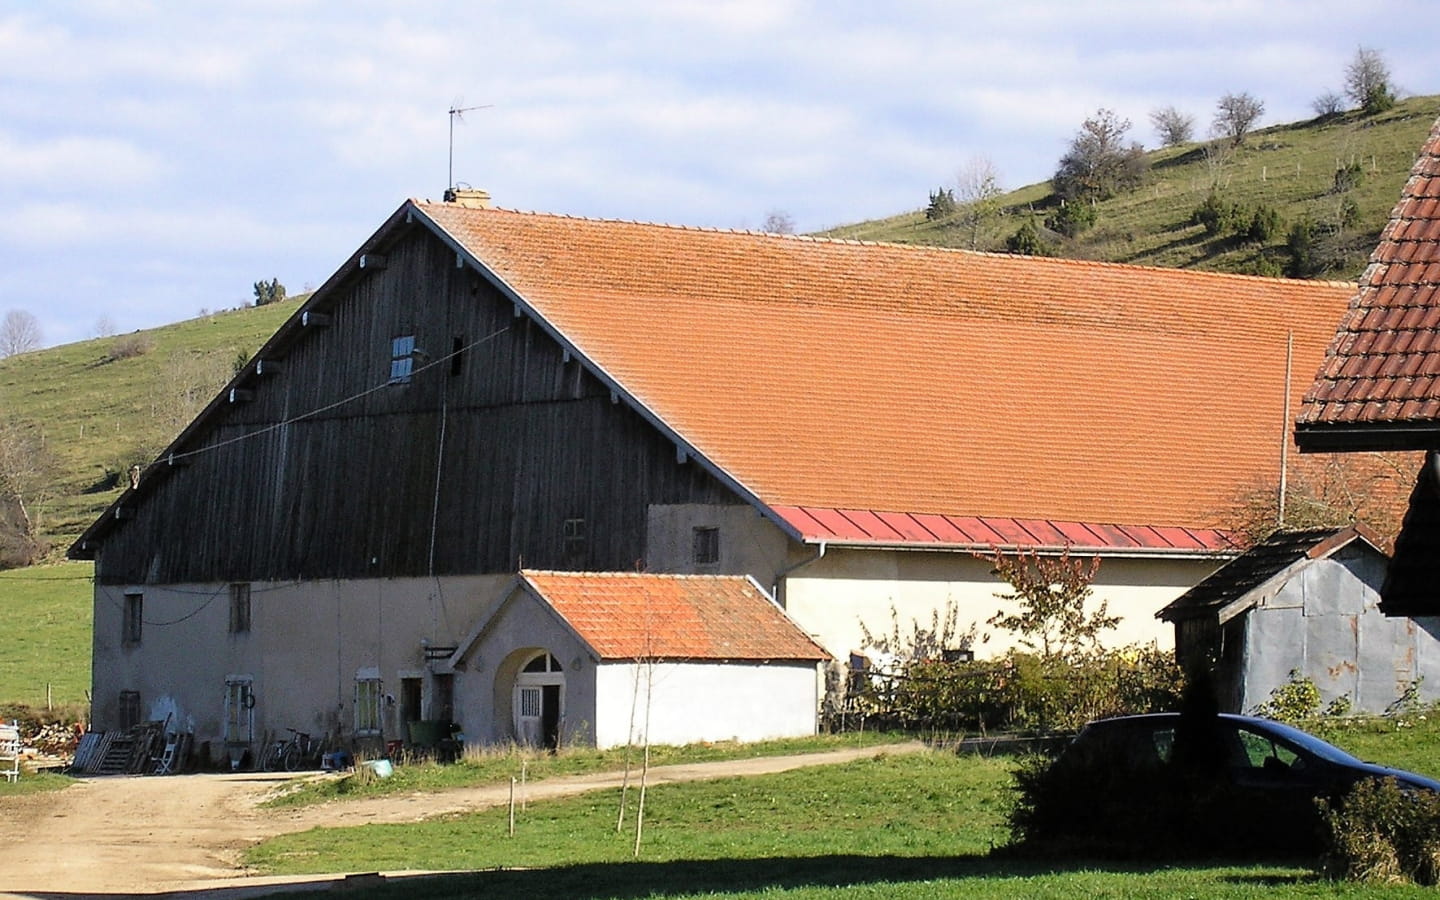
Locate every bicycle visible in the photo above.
<box><xmin>262</xmin><ymin>728</ymin><xmax>321</xmax><ymax>772</ymax></box>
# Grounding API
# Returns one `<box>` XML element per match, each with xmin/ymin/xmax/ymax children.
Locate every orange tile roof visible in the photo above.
<box><xmin>520</xmin><ymin>571</ymin><xmax>829</xmax><ymax>661</ymax></box>
<box><xmin>417</xmin><ymin>201</ymin><xmax>1355</xmax><ymax>533</ymax></box>
<box><xmin>1298</xmin><ymin>115</ymin><xmax>1440</xmax><ymax>449</ymax></box>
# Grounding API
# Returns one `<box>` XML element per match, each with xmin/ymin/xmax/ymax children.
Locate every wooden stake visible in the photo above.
<box><xmin>508</xmin><ymin>777</ymin><xmax>516</xmax><ymax>836</ymax></box>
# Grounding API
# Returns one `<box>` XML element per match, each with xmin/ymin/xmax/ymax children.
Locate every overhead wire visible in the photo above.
<box><xmin>163</xmin><ymin>322</ymin><xmax>514</xmax><ymax>465</ymax></box>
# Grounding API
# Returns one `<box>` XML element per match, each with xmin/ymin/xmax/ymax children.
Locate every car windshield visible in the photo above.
<box><xmin>1249</xmin><ymin>718</ymin><xmax>1363</xmax><ymax>766</ymax></box>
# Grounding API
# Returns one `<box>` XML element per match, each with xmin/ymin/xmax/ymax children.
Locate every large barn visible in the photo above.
<box><xmin>71</xmin><ymin>192</ymin><xmax>1390</xmax><ymax>759</ymax></box>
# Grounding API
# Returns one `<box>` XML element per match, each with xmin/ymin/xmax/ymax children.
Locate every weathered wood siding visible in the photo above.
<box><xmin>95</xmin><ymin>224</ymin><xmax>741</xmax><ymax>583</ymax></box>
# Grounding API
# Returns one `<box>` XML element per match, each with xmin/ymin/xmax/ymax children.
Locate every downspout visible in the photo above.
<box><xmin>772</xmin><ymin>541</ymin><xmax>826</xmax><ymax>609</ymax></box>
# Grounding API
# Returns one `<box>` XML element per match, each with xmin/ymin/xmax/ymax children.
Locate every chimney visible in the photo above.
<box><xmin>443</xmin><ymin>188</ymin><xmax>492</xmax><ymax>209</ymax></box>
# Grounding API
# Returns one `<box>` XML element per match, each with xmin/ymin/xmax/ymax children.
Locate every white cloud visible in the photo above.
<box><xmin>0</xmin><ymin>133</ymin><xmax>161</xmax><ymax>189</ymax></box>
<box><xmin>0</xmin><ymin>1</ymin><xmax>1435</xmax><ymax>349</ymax></box>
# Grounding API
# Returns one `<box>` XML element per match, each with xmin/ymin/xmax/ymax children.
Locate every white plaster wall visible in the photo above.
<box><xmin>592</xmin><ymin>661</ymin><xmax>820</xmax><ymax>749</ymax></box>
<box><xmin>451</xmin><ymin>592</ymin><xmax>598</xmax><ymax>747</ymax></box>
<box><xmin>781</xmin><ymin>549</ymin><xmax>1221</xmax><ymax>660</ymax></box>
<box><xmin>90</xmin><ymin>574</ymin><xmax>510</xmax><ymax>761</ymax></box>
<box><xmin>645</xmin><ymin>503</ymin><xmax>791</xmax><ymax>579</ymax></box>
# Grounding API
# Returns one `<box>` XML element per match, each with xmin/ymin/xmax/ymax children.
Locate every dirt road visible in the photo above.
<box><xmin>0</xmin><ymin>744</ymin><xmax>923</xmax><ymax>898</ymax></box>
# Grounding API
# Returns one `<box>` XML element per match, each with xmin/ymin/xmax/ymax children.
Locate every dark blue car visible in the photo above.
<box><xmin>1024</xmin><ymin>713</ymin><xmax>1440</xmax><ymax>855</ymax></box>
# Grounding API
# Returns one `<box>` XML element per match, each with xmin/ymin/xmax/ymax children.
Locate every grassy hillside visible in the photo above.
<box><xmin>0</xmin><ymin>561</ymin><xmax>93</xmax><ymax>707</ymax></box>
<box><xmin>823</xmin><ymin>95</ymin><xmax>1440</xmax><ymax>280</ymax></box>
<box><xmin>0</xmin><ymin>300</ymin><xmax>302</xmax><ymax>553</ymax></box>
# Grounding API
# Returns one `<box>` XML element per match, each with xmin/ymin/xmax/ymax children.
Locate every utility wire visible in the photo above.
<box><xmin>164</xmin><ymin>323</ymin><xmax>513</xmax><ymax>465</ymax></box>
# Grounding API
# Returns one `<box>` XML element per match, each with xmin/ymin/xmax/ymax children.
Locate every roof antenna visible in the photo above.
<box><xmin>448</xmin><ymin>99</ymin><xmax>493</xmax><ymax>194</ymax></box>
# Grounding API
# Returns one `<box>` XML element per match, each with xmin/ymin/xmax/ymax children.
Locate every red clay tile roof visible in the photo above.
<box><xmin>520</xmin><ymin>571</ymin><xmax>829</xmax><ymax>661</ymax></box>
<box><xmin>417</xmin><ymin>201</ymin><xmax>1356</xmax><ymax>539</ymax></box>
<box><xmin>1298</xmin><ymin>116</ymin><xmax>1440</xmax><ymax>450</ymax></box>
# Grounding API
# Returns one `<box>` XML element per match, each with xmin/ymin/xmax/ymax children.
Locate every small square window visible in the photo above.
<box><xmin>122</xmin><ymin>592</ymin><xmax>143</xmax><ymax>645</ymax></box>
<box><xmin>693</xmin><ymin>526</ymin><xmax>720</xmax><ymax>566</ymax></box>
<box><xmin>229</xmin><ymin>583</ymin><xmax>251</xmax><ymax>634</ymax></box>
<box><xmin>389</xmin><ymin>334</ymin><xmax>415</xmax><ymax>383</ymax></box>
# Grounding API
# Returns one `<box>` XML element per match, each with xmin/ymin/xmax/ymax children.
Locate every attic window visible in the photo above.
<box><xmin>450</xmin><ymin>335</ymin><xmax>465</xmax><ymax>376</ymax></box>
<box><xmin>693</xmin><ymin>526</ymin><xmax>720</xmax><ymax>566</ymax></box>
<box><xmin>389</xmin><ymin>334</ymin><xmax>416</xmax><ymax>383</ymax></box>
<box><xmin>563</xmin><ymin>518</ymin><xmax>586</xmax><ymax>560</ymax></box>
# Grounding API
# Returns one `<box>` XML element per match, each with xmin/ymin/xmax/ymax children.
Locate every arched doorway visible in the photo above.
<box><xmin>513</xmin><ymin>652</ymin><xmax>564</xmax><ymax>749</ymax></box>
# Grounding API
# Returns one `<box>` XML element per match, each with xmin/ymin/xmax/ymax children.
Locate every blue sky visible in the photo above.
<box><xmin>2</xmin><ymin>0</ymin><xmax>1434</xmax><ymax>348</ymax></box>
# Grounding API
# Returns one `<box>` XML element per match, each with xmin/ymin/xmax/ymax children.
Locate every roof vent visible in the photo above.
<box><xmin>443</xmin><ymin>188</ymin><xmax>492</xmax><ymax>209</ymax></box>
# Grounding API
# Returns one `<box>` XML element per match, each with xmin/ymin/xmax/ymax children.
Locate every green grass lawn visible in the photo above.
<box><xmin>246</xmin><ymin>717</ymin><xmax>1440</xmax><ymax>898</ymax></box>
<box><xmin>0</xmin><ymin>772</ymin><xmax>74</xmax><ymax>797</ymax></box>
<box><xmin>0</xmin><ymin>560</ymin><xmax>92</xmax><ymax>709</ymax></box>
<box><xmin>266</xmin><ymin>732</ymin><xmax>916</xmax><ymax>807</ymax></box>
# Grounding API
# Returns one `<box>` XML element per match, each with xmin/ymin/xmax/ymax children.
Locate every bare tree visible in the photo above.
<box><xmin>0</xmin><ymin>310</ymin><xmax>43</xmax><ymax>358</ymax></box>
<box><xmin>0</xmin><ymin>417</ymin><xmax>52</xmax><ymax>568</ymax></box>
<box><xmin>1312</xmin><ymin>91</ymin><xmax>1345</xmax><ymax>118</ymax></box>
<box><xmin>1344</xmin><ymin>47</ymin><xmax>1396</xmax><ymax>114</ymax></box>
<box><xmin>93</xmin><ymin>314</ymin><xmax>118</xmax><ymax>339</ymax></box>
<box><xmin>954</xmin><ymin>156</ymin><xmax>1004</xmax><ymax>250</ymax></box>
<box><xmin>1052</xmin><ymin>108</ymin><xmax>1148</xmax><ymax>202</ymax></box>
<box><xmin>760</xmin><ymin>210</ymin><xmax>796</xmax><ymax>234</ymax></box>
<box><xmin>1149</xmin><ymin>106</ymin><xmax>1195</xmax><ymax>147</ymax></box>
<box><xmin>1212</xmin><ymin>92</ymin><xmax>1265</xmax><ymax>147</ymax></box>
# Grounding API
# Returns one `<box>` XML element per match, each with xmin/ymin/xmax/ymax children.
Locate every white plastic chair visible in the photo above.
<box><xmin>0</xmin><ymin>722</ymin><xmax>21</xmax><ymax>783</ymax></box>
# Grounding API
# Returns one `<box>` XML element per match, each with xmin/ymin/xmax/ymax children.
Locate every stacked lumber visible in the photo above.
<box><xmin>70</xmin><ymin>722</ymin><xmax>180</xmax><ymax>776</ymax></box>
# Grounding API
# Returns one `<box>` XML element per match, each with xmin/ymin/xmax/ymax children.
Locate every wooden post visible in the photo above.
<box><xmin>508</xmin><ymin>777</ymin><xmax>516</xmax><ymax>836</ymax></box>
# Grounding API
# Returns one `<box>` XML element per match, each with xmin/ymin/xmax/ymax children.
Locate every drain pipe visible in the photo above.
<box><xmin>772</xmin><ymin>541</ymin><xmax>827</xmax><ymax>609</ymax></box>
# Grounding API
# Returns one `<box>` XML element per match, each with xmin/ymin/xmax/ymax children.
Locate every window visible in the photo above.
<box><xmin>563</xmin><ymin>518</ymin><xmax>586</xmax><ymax>560</ymax></box>
<box><xmin>355</xmin><ymin>676</ymin><xmax>382</xmax><ymax>735</ymax></box>
<box><xmin>122</xmin><ymin>591</ymin><xmax>143</xmax><ymax>645</ymax></box>
<box><xmin>229</xmin><ymin>583</ymin><xmax>251</xmax><ymax>634</ymax></box>
<box><xmin>518</xmin><ymin>686</ymin><xmax>542</xmax><ymax>718</ymax></box>
<box><xmin>389</xmin><ymin>334</ymin><xmax>416</xmax><ymax>383</ymax></box>
<box><xmin>118</xmin><ymin>690</ymin><xmax>141</xmax><ymax>729</ymax></box>
<box><xmin>693</xmin><ymin>526</ymin><xmax>720</xmax><ymax>565</ymax></box>
<box><xmin>450</xmin><ymin>335</ymin><xmax>465</xmax><ymax>376</ymax></box>
<box><xmin>522</xmin><ymin>653</ymin><xmax>563</xmax><ymax>673</ymax></box>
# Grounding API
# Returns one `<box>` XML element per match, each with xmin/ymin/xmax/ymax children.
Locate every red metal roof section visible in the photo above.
<box><xmin>1300</xmin><ymin>116</ymin><xmax>1440</xmax><ymax>434</ymax></box>
<box><xmin>521</xmin><ymin>571</ymin><xmax>830</xmax><ymax>662</ymax></box>
<box><xmin>773</xmin><ymin>506</ymin><xmax>1234</xmax><ymax>553</ymax></box>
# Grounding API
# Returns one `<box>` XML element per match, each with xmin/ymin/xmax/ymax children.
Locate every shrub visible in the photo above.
<box><xmin>1252</xmin><ymin>669</ymin><xmax>1322</xmax><ymax>723</ymax></box>
<box><xmin>1286</xmin><ymin>217</ymin><xmax>1328</xmax><ymax>278</ymax></box>
<box><xmin>1320</xmin><ymin>778</ymin><xmax>1440</xmax><ymax>884</ymax></box>
<box><xmin>1243</xmin><ymin>204</ymin><xmax>1283</xmax><ymax>243</ymax></box>
<box><xmin>1333</xmin><ymin>161</ymin><xmax>1364</xmax><ymax>194</ymax></box>
<box><xmin>1005</xmin><ymin>220</ymin><xmax>1050</xmax><ymax>256</ymax></box>
<box><xmin>1192</xmin><ymin>192</ymin><xmax>1239</xmax><ymax>236</ymax></box>
<box><xmin>859</xmin><ymin>646</ymin><xmax>1181</xmax><ymax>734</ymax></box>
<box><xmin>107</xmin><ymin>333</ymin><xmax>154</xmax><ymax>361</ymax></box>
<box><xmin>1312</xmin><ymin>91</ymin><xmax>1345</xmax><ymax>118</ymax></box>
<box><xmin>925</xmin><ymin>187</ymin><xmax>957</xmax><ymax>221</ymax></box>
<box><xmin>1046</xmin><ymin>200</ymin><xmax>1096</xmax><ymax>238</ymax></box>
<box><xmin>1192</xmin><ymin>194</ymin><xmax>1282</xmax><ymax>244</ymax></box>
